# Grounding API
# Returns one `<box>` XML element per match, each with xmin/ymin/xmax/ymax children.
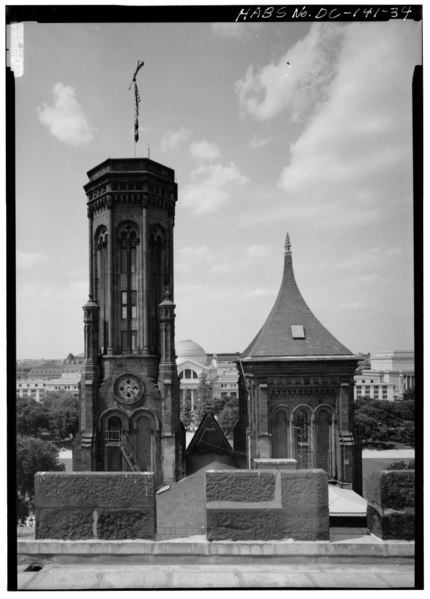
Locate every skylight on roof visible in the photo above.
<box><xmin>291</xmin><ymin>325</ymin><xmax>305</xmax><ymax>339</ymax></box>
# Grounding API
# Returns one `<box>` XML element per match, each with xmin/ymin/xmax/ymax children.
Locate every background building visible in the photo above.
<box><xmin>354</xmin><ymin>350</ymin><xmax>414</xmax><ymax>401</ymax></box>
<box><xmin>16</xmin><ymin>354</ymin><xmax>83</xmax><ymax>401</ymax></box>
<box><xmin>176</xmin><ymin>340</ymin><xmax>239</xmax><ymax>418</ymax></box>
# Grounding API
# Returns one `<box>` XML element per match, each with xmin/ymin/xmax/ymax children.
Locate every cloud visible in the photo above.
<box><xmin>210</xmin><ymin>244</ymin><xmax>272</xmax><ymax>274</ymax></box>
<box><xmin>160</xmin><ymin>127</ymin><xmax>191</xmax><ymax>152</ymax></box>
<box><xmin>236</xmin><ymin>23</ymin><xmax>343</xmax><ymax>122</ymax></box>
<box><xmin>16</xmin><ymin>251</ymin><xmax>48</xmax><ymax>269</ymax></box>
<box><xmin>189</xmin><ymin>140</ymin><xmax>220</xmax><ymax>162</ymax></box>
<box><xmin>182</xmin><ymin>140</ymin><xmax>249</xmax><ymax>214</ymax></box>
<box><xmin>336</xmin><ymin>302</ymin><xmax>369</xmax><ymax>311</ymax></box>
<box><xmin>245</xmin><ymin>245</ymin><xmax>272</xmax><ymax>259</ymax></box>
<box><xmin>341</xmin><ymin>273</ymin><xmax>391</xmax><ymax>286</ymax></box>
<box><xmin>176</xmin><ymin>245</ymin><xmax>213</xmax><ymax>274</ymax></box>
<box><xmin>249</xmin><ymin>135</ymin><xmax>271</xmax><ymax>149</ymax></box>
<box><xmin>234</xmin><ymin>21</ymin><xmax>420</xmax><ymax>236</ymax></box>
<box><xmin>336</xmin><ymin>247</ymin><xmax>403</xmax><ymax>270</ymax></box>
<box><xmin>275</xmin><ymin>22</ymin><xmax>419</xmax><ymax>229</ymax></box>
<box><xmin>245</xmin><ymin>287</ymin><xmax>275</xmax><ymax>298</ymax></box>
<box><xmin>38</xmin><ymin>83</ymin><xmax>95</xmax><ymax>146</ymax></box>
<box><xmin>211</xmin><ymin>22</ymin><xmax>261</xmax><ymax>39</ymax></box>
<box><xmin>211</xmin><ymin>23</ymin><xmax>244</xmax><ymax>38</ymax></box>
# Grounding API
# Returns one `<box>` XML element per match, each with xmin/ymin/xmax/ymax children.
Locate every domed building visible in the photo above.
<box><xmin>176</xmin><ymin>340</ymin><xmax>208</xmax><ymax>369</ymax></box>
<box><xmin>176</xmin><ymin>340</ymin><xmax>239</xmax><ymax>426</ymax></box>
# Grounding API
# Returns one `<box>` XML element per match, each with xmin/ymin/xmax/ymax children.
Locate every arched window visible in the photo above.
<box><xmin>315</xmin><ymin>407</ymin><xmax>333</xmax><ymax>474</ymax></box>
<box><xmin>271</xmin><ymin>406</ymin><xmax>289</xmax><ymax>459</ymax></box>
<box><xmin>149</xmin><ymin>226</ymin><xmax>165</xmax><ymax>355</ymax></box>
<box><xmin>293</xmin><ymin>407</ymin><xmax>311</xmax><ymax>468</ymax></box>
<box><xmin>106</xmin><ymin>416</ymin><xmax>123</xmax><ymax>472</ymax></box>
<box><xmin>118</xmin><ymin>222</ymin><xmax>140</xmax><ymax>353</ymax></box>
<box><xmin>95</xmin><ymin>226</ymin><xmax>108</xmax><ymax>352</ymax></box>
<box><xmin>295</xmin><ymin>408</ymin><xmax>309</xmax><ymax>443</ymax></box>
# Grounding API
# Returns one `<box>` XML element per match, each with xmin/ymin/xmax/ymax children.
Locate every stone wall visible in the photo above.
<box><xmin>35</xmin><ymin>472</ymin><xmax>155</xmax><ymax>540</ymax></box>
<box><xmin>206</xmin><ymin>469</ymin><xmax>329</xmax><ymax>541</ymax></box>
<box><xmin>365</xmin><ymin>469</ymin><xmax>415</xmax><ymax>540</ymax></box>
<box><xmin>254</xmin><ymin>459</ymin><xmax>297</xmax><ymax>470</ymax></box>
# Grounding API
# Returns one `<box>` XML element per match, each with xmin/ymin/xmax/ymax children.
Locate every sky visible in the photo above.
<box><xmin>12</xmin><ymin>9</ymin><xmax>422</xmax><ymax>360</ymax></box>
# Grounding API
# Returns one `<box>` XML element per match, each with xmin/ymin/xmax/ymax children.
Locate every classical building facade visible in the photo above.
<box><xmin>176</xmin><ymin>340</ymin><xmax>239</xmax><ymax>419</ymax></box>
<box><xmin>354</xmin><ymin>350</ymin><xmax>414</xmax><ymax>401</ymax></box>
<box><xmin>73</xmin><ymin>158</ymin><xmax>184</xmax><ymax>486</ymax></box>
<box><xmin>234</xmin><ymin>235</ymin><xmax>360</xmax><ymax>490</ymax></box>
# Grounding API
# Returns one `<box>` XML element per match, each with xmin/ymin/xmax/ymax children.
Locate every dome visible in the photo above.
<box><xmin>176</xmin><ymin>339</ymin><xmax>208</xmax><ymax>366</ymax></box>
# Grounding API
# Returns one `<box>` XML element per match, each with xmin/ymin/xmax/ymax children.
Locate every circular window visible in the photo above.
<box><xmin>114</xmin><ymin>374</ymin><xmax>144</xmax><ymax>404</ymax></box>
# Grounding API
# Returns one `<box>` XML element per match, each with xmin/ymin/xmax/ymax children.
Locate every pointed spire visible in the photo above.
<box><xmin>241</xmin><ymin>233</ymin><xmax>353</xmax><ymax>358</ymax></box>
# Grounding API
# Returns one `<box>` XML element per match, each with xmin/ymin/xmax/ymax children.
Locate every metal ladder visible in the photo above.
<box><xmin>105</xmin><ymin>431</ymin><xmax>142</xmax><ymax>472</ymax></box>
<box><xmin>119</xmin><ymin>433</ymin><xmax>141</xmax><ymax>472</ymax></box>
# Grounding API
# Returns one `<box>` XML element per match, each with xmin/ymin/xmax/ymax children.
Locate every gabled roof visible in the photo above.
<box><xmin>186</xmin><ymin>413</ymin><xmax>234</xmax><ymax>457</ymax></box>
<box><xmin>241</xmin><ymin>234</ymin><xmax>353</xmax><ymax>359</ymax></box>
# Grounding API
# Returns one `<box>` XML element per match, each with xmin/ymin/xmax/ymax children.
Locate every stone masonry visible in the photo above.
<box><xmin>35</xmin><ymin>472</ymin><xmax>156</xmax><ymax>540</ymax></box>
<box><xmin>365</xmin><ymin>469</ymin><xmax>415</xmax><ymax>540</ymax></box>
<box><xmin>206</xmin><ymin>469</ymin><xmax>329</xmax><ymax>541</ymax></box>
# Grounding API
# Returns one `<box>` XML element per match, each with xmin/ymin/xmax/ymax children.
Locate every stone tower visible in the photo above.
<box><xmin>73</xmin><ymin>158</ymin><xmax>184</xmax><ymax>486</ymax></box>
<box><xmin>234</xmin><ymin>234</ymin><xmax>360</xmax><ymax>490</ymax></box>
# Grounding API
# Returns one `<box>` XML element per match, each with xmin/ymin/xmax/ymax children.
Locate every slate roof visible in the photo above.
<box><xmin>241</xmin><ymin>235</ymin><xmax>353</xmax><ymax>359</ymax></box>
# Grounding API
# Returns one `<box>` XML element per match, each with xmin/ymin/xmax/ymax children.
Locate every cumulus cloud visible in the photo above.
<box><xmin>38</xmin><ymin>83</ymin><xmax>95</xmax><ymax>146</ymax></box>
<box><xmin>236</xmin><ymin>23</ymin><xmax>343</xmax><ymax>122</ymax></box>
<box><xmin>182</xmin><ymin>140</ymin><xmax>248</xmax><ymax>214</ymax></box>
<box><xmin>234</xmin><ymin>21</ymin><xmax>420</xmax><ymax>237</ymax></box>
<box><xmin>160</xmin><ymin>126</ymin><xmax>191</xmax><ymax>152</ymax></box>
<box><xmin>189</xmin><ymin>140</ymin><xmax>220</xmax><ymax>162</ymax></box>
<box><xmin>17</xmin><ymin>251</ymin><xmax>48</xmax><ymax>269</ymax></box>
<box><xmin>276</xmin><ymin>22</ymin><xmax>419</xmax><ymax>227</ymax></box>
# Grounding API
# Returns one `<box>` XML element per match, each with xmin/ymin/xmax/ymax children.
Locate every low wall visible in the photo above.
<box><xmin>365</xmin><ymin>469</ymin><xmax>414</xmax><ymax>540</ymax></box>
<box><xmin>254</xmin><ymin>459</ymin><xmax>297</xmax><ymax>470</ymax></box>
<box><xmin>206</xmin><ymin>469</ymin><xmax>329</xmax><ymax>541</ymax></box>
<box><xmin>34</xmin><ymin>472</ymin><xmax>156</xmax><ymax>541</ymax></box>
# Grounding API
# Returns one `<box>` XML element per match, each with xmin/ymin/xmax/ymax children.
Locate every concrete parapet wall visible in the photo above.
<box><xmin>35</xmin><ymin>472</ymin><xmax>156</xmax><ymax>540</ymax></box>
<box><xmin>254</xmin><ymin>459</ymin><xmax>297</xmax><ymax>470</ymax></box>
<box><xmin>365</xmin><ymin>470</ymin><xmax>415</xmax><ymax>540</ymax></box>
<box><xmin>206</xmin><ymin>469</ymin><xmax>329</xmax><ymax>541</ymax></box>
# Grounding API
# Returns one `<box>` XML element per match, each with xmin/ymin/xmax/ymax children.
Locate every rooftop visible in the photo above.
<box><xmin>242</xmin><ymin>234</ymin><xmax>354</xmax><ymax>359</ymax></box>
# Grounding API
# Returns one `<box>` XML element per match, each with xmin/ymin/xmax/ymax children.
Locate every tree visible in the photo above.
<box><xmin>216</xmin><ymin>394</ymin><xmax>239</xmax><ymax>438</ymax></box>
<box><xmin>193</xmin><ymin>373</ymin><xmax>218</xmax><ymax>422</ymax></box>
<box><xmin>16</xmin><ymin>435</ymin><xmax>65</xmax><ymax>524</ymax></box>
<box><xmin>16</xmin><ymin>396</ymin><xmax>49</xmax><ymax>436</ymax></box>
<box><xmin>41</xmin><ymin>390</ymin><xmax>79</xmax><ymax>440</ymax></box>
<box><xmin>353</xmin><ymin>398</ymin><xmax>415</xmax><ymax>446</ymax></box>
<box><xmin>386</xmin><ymin>459</ymin><xmax>415</xmax><ymax>470</ymax></box>
<box><xmin>180</xmin><ymin>389</ymin><xmax>193</xmax><ymax>429</ymax></box>
<box><xmin>402</xmin><ymin>387</ymin><xmax>415</xmax><ymax>401</ymax></box>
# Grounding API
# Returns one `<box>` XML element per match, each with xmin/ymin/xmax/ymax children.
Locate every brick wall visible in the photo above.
<box><xmin>35</xmin><ymin>472</ymin><xmax>156</xmax><ymax>540</ymax></box>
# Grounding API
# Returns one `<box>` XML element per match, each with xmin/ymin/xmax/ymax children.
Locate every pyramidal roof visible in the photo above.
<box><xmin>241</xmin><ymin>234</ymin><xmax>353</xmax><ymax>359</ymax></box>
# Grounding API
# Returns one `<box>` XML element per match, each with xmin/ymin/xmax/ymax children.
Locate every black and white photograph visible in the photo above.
<box><xmin>9</xmin><ymin>2</ymin><xmax>422</xmax><ymax>591</ymax></box>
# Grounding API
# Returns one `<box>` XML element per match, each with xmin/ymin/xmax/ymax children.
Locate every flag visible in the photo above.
<box><xmin>134</xmin><ymin>83</ymin><xmax>141</xmax><ymax>142</ymax></box>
